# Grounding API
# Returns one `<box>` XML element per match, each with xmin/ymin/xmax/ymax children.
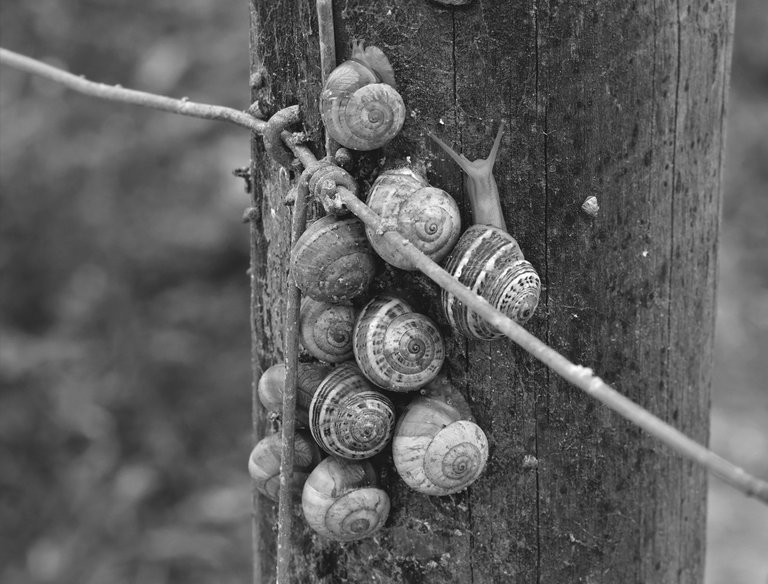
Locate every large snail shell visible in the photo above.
<box><xmin>320</xmin><ymin>42</ymin><xmax>405</xmax><ymax>151</ymax></box>
<box><xmin>248</xmin><ymin>431</ymin><xmax>322</xmax><ymax>502</ymax></box>
<box><xmin>291</xmin><ymin>215</ymin><xmax>378</xmax><ymax>304</ymax></box>
<box><xmin>392</xmin><ymin>379</ymin><xmax>488</xmax><ymax>496</ymax></box>
<box><xmin>302</xmin><ymin>456</ymin><xmax>390</xmax><ymax>541</ymax></box>
<box><xmin>309</xmin><ymin>363</ymin><xmax>396</xmax><ymax>459</ymax></box>
<box><xmin>353</xmin><ymin>295</ymin><xmax>445</xmax><ymax>392</ymax></box>
<box><xmin>365</xmin><ymin>168</ymin><xmax>461</xmax><ymax>270</ymax></box>
<box><xmin>257</xmin><ymin>362</ymin><xmax>330</xmax><ymax>427</ymax></box>
<box><xmin>442</xmin><ymin>225</ymin><xmax>541</xmax><ymax>339</ymax></box>
<box><xmin>300</xmin><ymin>298</ymin><xmax>358</xmax><ymax>363</ymax></box>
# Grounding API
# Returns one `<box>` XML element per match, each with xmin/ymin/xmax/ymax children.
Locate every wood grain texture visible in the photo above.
<box><xmin>249</xmin><ymin>0</ymin><xmax>734</xmax><ymax>582</ymax></box>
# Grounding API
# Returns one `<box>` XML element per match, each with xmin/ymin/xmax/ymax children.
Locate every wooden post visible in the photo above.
<box><xmin>248</xmin><ymin>0</ymin><xmax>735</xmax><ymax>582</ymax></box>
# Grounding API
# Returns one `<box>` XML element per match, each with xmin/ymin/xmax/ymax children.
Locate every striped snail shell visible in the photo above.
<box><xmin>392</xmin><ymin>375</ymin><xmax>488</xmax><ymax>496</ymax></box>
<box><xmin>365</xmin><ymin>168</ymin><xmax>461</xmax><ymax>270</ymax></box>
<box><xmin>309</xmin><ymin>362</ymin><xmax>396</xmax><ymax>459</ymax></box>
<box><xmin>302</xmin><ymin>456</ymin><xmax>390</xmax><ymax>541</ymax></box>
<box><xmin>248</xmin><ymin>431</ymin><xmax>322</xmax><ymax>502</ymax></box>
<box><xmin>353</xmin><ymin>295</ymin><xmax>445</xmax><ymax>392</ymax></box>
<box><xmin>257</xmin><ymin>362</ymin><xmax>330</xmax><ymax>427</ymax></box>
<box><xmin>291</xmin><ymin>215</ymin><xmax>378</xmax><ymax>304</ymax></box>
<box><xmin>300</xmin><ymin>298</ymin><xmax>358</xmax><ymax>363</ymax></box>
<box><xmin>320</xmin><ymin>40</ymin><xmax>405</xmax><ymax>151</ymax></box>
<box><xmin>429</xmin><ymin>124</ymin><xmax>541</xmax><ymax>339</ymax></box>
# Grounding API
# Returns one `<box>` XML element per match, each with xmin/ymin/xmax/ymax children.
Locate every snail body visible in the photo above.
<box><xmin>353</xmin><ymin>295</ymin><xmax>445</xmax><ymax>392</ymax></box>
<box><xmin>291</xmin><ymin>215</ymin><xmax>378</xmax><ymax>304</ymax></box>
<box><xmin>300</xmin><ymin>298</ymin><xmax>358</xmax><ymax>363</ymax></box>
<box><xmin>302</xmin><ymin>456</ymin><xmax>390</xmax><ymax>541</ymax></box>
<box><xmin>429</xmin><ymin>125</ymin><xmax>541</xmax><ymax>339</ymax></box>
<box><xmin>248</xmin><ymin>431</ymin><xmax>322</xmax><ymax>502</ymax></box>
<box><xmin>392</xmin><ymin>375</ymin><xmax>488</xmax><ymax>496</ymax></box>
<box><xmin>309</xmin><ymin>363</ymin><xmax>396</xmax><ymax>459</ymax></box>
<box><xmin>365</xmin><ymin>168</ymin><xmax>461</xmax><ymax>270</ymax></box>
<box><xmin>320</xmin><ymin>41</ymin><xmax>405</xmax><ymax>151</ymax></box>
<box><xmin>257</xmin><ymin>362</ymin><xmax>330</xmax><ymax>427</ymax></box>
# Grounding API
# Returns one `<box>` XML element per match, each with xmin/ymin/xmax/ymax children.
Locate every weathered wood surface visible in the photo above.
<box><xmin>248</xmin><ymin>0</ymin><xmax>734</xmax><ymax>582</ymax></box>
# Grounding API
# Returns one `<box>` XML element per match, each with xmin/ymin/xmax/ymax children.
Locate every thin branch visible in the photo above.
<box><xmin>0</xmin><ymin>47</ymin><xmax>267</xmax><ymax>134</ymax></box>
<box><xmin>316</xmin><ymin>0</ymin><xmax>339</xmax><ymax>157</ymax></box>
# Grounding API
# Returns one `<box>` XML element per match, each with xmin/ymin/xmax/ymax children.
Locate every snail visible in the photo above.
<box><xmin>429</xmin><ymin>124</ymin><xmax>541</xmax><ymax>339</ymax></box>
<box><xmin>353</xmin><ymin>295</ymin><xmax>445</xmax><ymax>392</ymax></box>
<box><xmin>291</xmin><ymin>214</ymin><xmax>378</xmax><ymax>304</ymax></box>
<box><xmin>257</xmin><ymin>362</ymin><xmax>330</xmax><ymax>427</ymax></box>
<box><xmin>392</xmin><ymin>374</ymin><xmax>488</xmax><ymax>495</ymax></box>
<box><xmin>320</xmin><ymin>40</ymin><xmax>406</xmax><ymax>151</ymax></box>
<box><xmin>248</xmin><ymin>431</ymin><xmax>323</xmax><ymax>502</ymax></box>
<box><xmin>365</xmin><ymin>168</ymin><xmax>462</xmax><ymax>270</ymax></box>
<box><xmin>301</xmin><ymin>456</ymin><xmax>390</xmax><ymax>541</ymax></box>
<box><xmin>309</xmin><ymin>362</ymin><xmax>396</xmax><ymax>459</ymax></box>
<box><xmin>299</xmin><ymin>298</ymin><xmax>358</xmax><ymax>363</ymax></box>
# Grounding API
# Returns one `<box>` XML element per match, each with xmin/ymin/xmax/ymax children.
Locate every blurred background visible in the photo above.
<box><xmin>0</xmin><ymin>1</ymin><xmax>765</xmax><ymax>583</ymax></box>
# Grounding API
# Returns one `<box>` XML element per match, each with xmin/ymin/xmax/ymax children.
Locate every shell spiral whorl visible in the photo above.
<box><xmin>301</xmin><ymin>456</ymin><xmax>390</xmax><ymax>541</ymax></box>
<box><xmin>248</xmin><ymin>431</ymin><xmax>322</xmax><ymax>501</ymax></box>
<box><xmin>442</xmin><ymin>225</ymin><xmax>541</xmax><ymax>339</ymax></box>
<box><xmin>353</xmin><ymin>295</ymin><xmax>445</xmax><ymax>392</ymax></box>
<box><xmin>300</xmin><ymin>298</ymin><xmax>358</xmax><ymax>363</ymax></box>
<box><xmin>365</xmin><ymin>168</ymin><xmax>461</xmax><ymax>270</ymax></box>
<box><xmin>309</xmin><ymin>363</ymin><xmax>396</xmax><ymax>459</ymax></box>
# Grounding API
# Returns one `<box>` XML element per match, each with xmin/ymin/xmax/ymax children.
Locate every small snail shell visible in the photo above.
<box><xmin>291</xmin><ymin>215</ymin><xmax>378</xmax><ymax>304</ymax></box>
<box><xmin>581</xmin><ymin>195</ymin><xmax>599</xmax><ymax>217</ymax></box>
<box><xmin>248</xmin><ymin>431</ymin><xmax>322</xmax><ymax>502</ymax></box>
<box><xmin>392</xmin><ymin>376</ymin><xmax>488</xmax><ymax>495</ymax></box>
<box><xmin>320</xmin><ymin>41</ymin><xmax>405</xmax><ymax>151</ymax></box>
<box><xmin>302</xmin><ymin>456</ymin><xmax>390</xmax><ymax>541</ymax></box>
<box><xmin>309</xmin><ymin>363</ymin><xmax>396</xmax><ymax>459</ymax></box>
<box><xmin>300</xmin><ymin>298</ymin><xmax>358</xmax><ymax>363</ymax></box>
<box><xmin>365</xmin><ymin>168</ymin><xmax>461</xmax><ymax>270</ymax></box>
<box><xmin>353</xmin><ymin>295</ymin><xmax>445</xmax><ymax>392</ymax></box>
<box><xmin>429</xmin><ymin>124</ymin><xmax>541</xmax><ymax>339</ymax></box>
<box><xmin>258</xmin><ymin>362</ymin><xmax>330</xmax><ymax>427</ymax></box>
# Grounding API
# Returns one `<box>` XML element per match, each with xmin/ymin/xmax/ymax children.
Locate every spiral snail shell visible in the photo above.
<box><xmin>365</xmin><ymin>168</ymin><xmax>461</xmax><ymax>270</ymax></box>
<box><xmin>320</xmin><ymin>41</ymin><xmax>405</xmax><ymax>151</ymax></box>
<box><xmin>309</xmin><ymin>362</ymin><xmax>396</xmax><ymax>459</ymax></box>
<box><xmin>302</xmin><ymin>456</ymin><xmax>390</xmax><ymax>541</ymax></box>
<box><xmin>353</xmin><ymin>295</ymin><xmax>445</xmax><ymax>392</ymax></box>
<box><xmin>429</xmin><ymin>124</ymin><xmax>541</xmax><ymax>339</ymax></box>
<box><xmin>248</xmin><ymin>431</ymin><xmax>322</xmax><ymax>502</ymax></box>
<box><xmin>291</xmin><ymin>215</ymin><xmax>378</xmax><ymax>304</ymax></box>
<box><xmin>257</xmin><ymin>362</ymin><xmax>330</xmax><ymax>427</ymax></box>
<box><xmin>392</xmin><ymin>375</ymin><xmax>488</xmax><ymax>496</ymax></box>
<box><xmin>300</xmin><ymin>298</ymin><xmax>358</xmax><ymax>363</ymax></box>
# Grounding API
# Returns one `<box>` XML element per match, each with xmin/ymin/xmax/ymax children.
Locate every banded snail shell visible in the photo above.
<box><xmin>392</xmin><ymin>378</ymin><xmax>488</xmax><ymax>495</ymax></box>
<box><xmin>302</xmin><ymin>456</ymin><xmax>390</xmax><ymax>541</ymax></box>
<box><xmin>257</xmin><ymin>362</ymin><xmax>330</xmax><ymax>427</ymax></box>
<box><xmin>354</xmin><ymin>295</ymin><xmax>445</xmax><ymax>392</ymax></box>
<box><xmin>309</xmin><ymin>363</ymin><xmax>396</xmax><ymax>459</ymax></box>
<box><xmin>300</xmin><ymin>298</ymin><xmax>358</xmax><ymax>363</ymax></box>
<box><xmin>248</xmin><ymin>431</ymin><xmax>322</xmax><ymax>501</ymax></box>
<box><xmin>320</xmin><ymin>41</ymin><xmax>405</xmax><ymax>151</ymax></box>
<box><xmin>365</xmin><ymin>168</ymin><xmax>461</xmax><ymax>270</ymax></box>
<box><xmin>442</xmin><ymin>225</ymin><xmax>541</xmax><ymax>339</ymax></box>
<box><xmin>291</xmin><ymin>215</ymin><xmax>378</xmax><ymax>304</ymax></box>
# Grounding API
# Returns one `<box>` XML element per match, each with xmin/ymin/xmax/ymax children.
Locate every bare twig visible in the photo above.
<box><xmin>0</xmin><ymin>47</ymin><xmax>267</xmax><ymax>134</ymax></box>
<box><xmin>316</xmin><ymin>0</ymin><xmax>339</xmax><ymax>157</ymax></box>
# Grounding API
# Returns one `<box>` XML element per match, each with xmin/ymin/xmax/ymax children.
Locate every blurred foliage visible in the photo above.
<box><xmin>0</xmin><ymin>1</ymin><xmax>766</xmax><ymax>583</ymax></box>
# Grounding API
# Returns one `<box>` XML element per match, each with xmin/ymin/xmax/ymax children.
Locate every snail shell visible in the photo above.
<box><xmin>392</xmin><ymin>377</ymin><xmax>488</xmax><ymax>495</ymax></box>
<box><xmin>302</xmin><ymin>456</ymin><xmax>390</xmax><ymax>541</ymax></box>
<box><xmin>257</xmin><ymin>362</ymin><xmax>330</xmax><ymax>427</ymax></box>
<box><xmin>300</xmin><ymin>298</ymin><xmax>358</xmax><ymax>363</ymax></box>
<box><xmin>353</xmin><ymin>295</ymin><xmax>445</xmax><ymax>392</ymax></box>
<box><xmin>365</xmin><ymin>168</ymin><xmax>461</xmax><ymax>270</ymax></box>
<box><xmin>320</xmin><ymin>41</ymin><xmax>405</xmax><ymax>151</ymax></box>
<box><xmin>291</xmin><ymin>215</ymin><xmax>378</xmax><ymax>304</ymax></box>
<box><xmin>248</xmin><ymin>431</ymin><xmax>322</xmax><ymax>502</ymax></box>
<box><xmin>309</xmin><ymin>363</ymin><xmax>396</xmax><ymax>459</ymax></box>
<box><xmin>442</xmin><ymin>225</ymin><xmax>541</xmax><ymax>339</ymax></box>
